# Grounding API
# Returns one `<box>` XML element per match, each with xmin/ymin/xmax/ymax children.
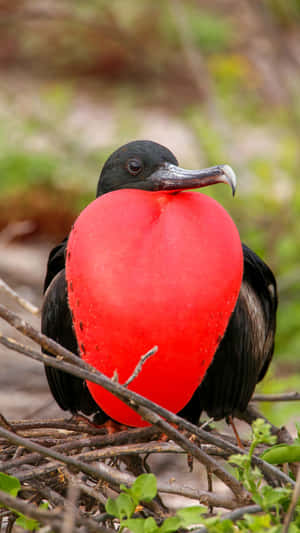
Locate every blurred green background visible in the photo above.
<box><xmin>0</xmin><ymin>0</ymin><xmax>299</xmax><ymax>425</ymax></box>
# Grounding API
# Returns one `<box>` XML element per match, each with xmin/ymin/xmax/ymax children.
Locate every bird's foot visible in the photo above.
<box><xmin>102</xmin><ymin>419</ymin><xmax>128</xmax><ymax>434</ymax></box>
<box><xmin>69</xmin><ymin>413</ymin><xmax>100</xmax><ymax>427</ymax></box>
<box><xmin>159</xmin><ymin>423</ymin><xmax>179</xmax><ymax>442</ymax></box>
<box><xmin>69</xmin><ymin>414</ymin><xmax>127</xmax><ymax>434</ymax></box>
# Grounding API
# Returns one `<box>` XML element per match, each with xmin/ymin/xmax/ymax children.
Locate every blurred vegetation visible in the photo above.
<box><xmin>0</xmin><ymin>0</ymin><xmax>299</xmax><ymax>424</ymax></box>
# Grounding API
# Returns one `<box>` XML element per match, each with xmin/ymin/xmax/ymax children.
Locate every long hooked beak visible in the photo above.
<box><xmin>147</xmin><ymin>162</ymin><xmax>237</xmax><ymax>196</ymax></box>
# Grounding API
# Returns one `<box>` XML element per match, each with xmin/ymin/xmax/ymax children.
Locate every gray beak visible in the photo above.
<box><xmin>148</xmin><ymin>162</ymin><xmax>237</xmax><ymax>196</ymax></box>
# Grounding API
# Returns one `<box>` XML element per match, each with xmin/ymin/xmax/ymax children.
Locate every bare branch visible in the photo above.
<box><xmin>253</xmin><ymin>392</ymin><xmax>300</xmax><ymax>402</ymax></box>
<box><xmin>62</xmin><ymin>483</ymin><xmax>79</xmax><ymax>533</ymax></box>
<box><xmin>63</xmin><ymin>471</ymin><xmax>107</xmax><ymax>506</ymax></box>
<box><xmin>0</xmin><ymin>278</ymin><xmax>40</xmax><ymax>316</ymax></box>
<box><xmin>124</xmin><ymin>345</ymin><xmax>158</xmax><ymax>387</ymax></box>
<box><xmin>282</xmin><ymin>467</ymin><xmax>300</xmax><ymax>533</ymax></box>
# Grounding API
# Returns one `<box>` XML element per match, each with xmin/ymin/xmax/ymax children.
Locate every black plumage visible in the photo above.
<box><xmin>42</xmin><ymin>140</ymin><xmax>277</xmax><ymax>425</ymax></box>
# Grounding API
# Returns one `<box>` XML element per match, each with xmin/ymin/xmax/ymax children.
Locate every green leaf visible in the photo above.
<box><xmin>15</xmin><ymin>515</ymin><xmax>40</xmax><ymax>531</ymax></box>
<box><xmin>123</xmin><ymin>518</ymin><xmax>146</xmax><ymax>533</ymax></box>
<box><xmin>106</xmin><ymin>492</ymin><xmax>135</xmax><ymax>520</ymax></box>
<box><xmin>239</xmin><ymin>512</ymin><xmax>273</xmax><ymax>531</ymax></box>
<box><xmin>144</xmin><ymin>517</ymin><xmax>159</xmax><ymax>533</ymax></box>
<box><xmin>261</xmin><ymin>444</ymin><xmax>300</xmax><ymax>464</ymax></box>
<box><xmin>229</xmin><ymin>454</ymin><xmax>249</xmax><ymax>468</ymax></box>
<box><xmin>131</xmin><ymin>474</ymin><xmax>157</xmax><ymax>503</ymax></box>
<box><xmin>105</xmin><ymin>497</ymin><xmax>120</xmax><ymax>519</ymax></box>
<box><xmin>260</xmin><ymin>485</ymin><xmax>291</xmax><ymax>508</ymax></box>
<box><xmin>159</xmin><ymin>517</ymin><xmax>181</xmax><ymax>533</ymax></box>
<box><xmin>176</xmin><ymin>506</ymin><xmax>206</xmax><ymax>527</ymax></box>
<box><xmin>117</xmin><ymin>493</ymin><xmax>136</xmax><ymax>520</ymax></box>
<box><xmin>39</xmin><ymin>501</ymin><xmax>49</xmax><ymax>510</ymax></box>
<box><xmin>218</xmin><ymin>518</ymin><xmax>235</xmax><ymax>532</ymax></box>
<box><xmin>288</xmin><ymin>524</ymin><xmax>300</xmax><ymax>533</ymax></box>
<box><xmin>252</xmin><ymin>419</ymin><xmax>277</xmax><ymax>446</ymax></box>
<box><xmin>0</xmin><ymin>472</ymin><xmax>21</xmax><ymax>497</ymax></box>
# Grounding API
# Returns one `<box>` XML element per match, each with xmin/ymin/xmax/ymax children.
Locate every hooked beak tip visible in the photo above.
<box><xmin>221</xmin><ymin>165</ymin><xmax>237</xmax><ymax>197</ymax></box>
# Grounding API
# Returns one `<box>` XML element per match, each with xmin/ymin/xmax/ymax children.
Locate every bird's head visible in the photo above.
<box><xmin>97</xmin><ymin>140</ymin><xmax>236</xmax><ymax>197</ymax></box>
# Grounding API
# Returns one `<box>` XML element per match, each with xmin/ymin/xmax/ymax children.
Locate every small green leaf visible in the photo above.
<box><xmin>261</xmin><ymin>444</ymin><xmax>300</xmax><ymax>464</ymax></box>
<box><xmin>159</xmin><ymin>516</ymin><xmax>181</xmax><ymax>533</ymax></box>
<box><xmin>106</xmin><ymin>492</ymin><xmax>136</xmax><ymax>520</ymax></box>
<box><xmin>39</xmin><ymin>501</ymin><xmax>49</xmax><ymax>510</ymax></box>
<box><xmin>0</xmin><ymin>473</ymin><xmax>21</xmax><ymax>497</ymax></box>
<box><xmin>144</xmin><ymin>516</ymin><xmax>159</xmax><ymax>533</ymax></box>
<box><xmin>229</xmin><ymin>454</ymin><xmax>249</xmax><ymax>468</ymax></box>
<box><xmin>176</xmin><ymin>506</ymin><xmax>206</xmax><ymax>527</ymax></box>
<box><xmin>123</xmin><ymin>518</ymin><xmax>146</xmax><ymax>533</ymax></box>
<box><xmin>218</xmin><ymin>518</ymin><xmax>235</xmax><ymax>532</ymax></box>
<box><xmin>260</xmin><ymin>485</ymin><xmax>291</xmax><ymax>508</ymax></box>
<box><xmin>15</xmin><ymin>515</ymin><xmax>40</xmax><ymax>531</ymax></box>
<box><xmin>252</xmin><ymin>419</ymin><xmax>277</xmax><ymax>446</ymax></box>
<box><xmin>131</xmin><ymin>474</ymin><xmax>157</xmax><ymax>503</ymax></box>
<box><xmin>240</xmin><ymin>512</ymin><xmax>272</xmax><ymax>530</ymax></box>
<box><xmin>117</xmin><ymin>493</ymin><xmax>136</xmax><ymax>520</ymax></box>
<box><xmin>106</xmin><ymin>497</ymin><xmax>121</xmax><ymax>518</ymax></box>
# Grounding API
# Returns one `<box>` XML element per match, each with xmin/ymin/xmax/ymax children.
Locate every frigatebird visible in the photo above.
<box><xmin>42</xmin><ymin>140</ymin><xmax>277</xmax><ymax>427</ymax></box>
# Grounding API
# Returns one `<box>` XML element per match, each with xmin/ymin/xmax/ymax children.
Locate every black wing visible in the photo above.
<box><xmin>42</xmin><ymin>239</ymin><xmax>107</xmax><ymax>419</ymax></box>
<box><xmin>179</xmin><ymin>243</ymin><xmax>277</xmax><ymax>424</ymax></box>
<box><xmin>43</xmin><ymin>238</ymin><xmax>68</xmax><ymax>292</ymax></box>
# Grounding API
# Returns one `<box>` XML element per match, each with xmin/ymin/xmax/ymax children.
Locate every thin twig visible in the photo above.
<box><xmin>253</xmin><ymin>392</ymin><xmax>300</xmax><ymax>402</ymax></box>
<box><xmin>61</xmin><ymin>483</ymin><xmax>79</xmax><ymax>533</ymax></box>
<box><xmin>193</xmin><ymin>504</ymin><xmax>265</xmax><ymax>533</ymax></box>
<box><xmin>63</xmin><ymin>471</ymin><xmax>107</xmax><ymax>506</ymax></box>
<box><xmin>0</xmin><ymin>278</ymin><xmax>40</xmax><ymax>316</ymax></box>
<box><xmin>282</xmin><ymin>467</ymin><xmax>300</xmax><ymax>533</ymax></box>
<box><xmin>220</xmin><ymin>504</ymin><xmax>263</xmax><ymax>522</ymax></box>
<box><xmin>0</xmin><ymin>413</ymin><xmax>15</xmax><ymax>432</ymax></box>
<box><xmin>124</xmin><ymin>346</ymin><xmax>158</xmax><ymax>387</ymax></box>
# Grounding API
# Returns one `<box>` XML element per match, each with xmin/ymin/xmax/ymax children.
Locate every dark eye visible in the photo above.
<box><xmin>126</xmin><ymin>158</ymin><xmax>143</xmax><ymax>175</ymax></box>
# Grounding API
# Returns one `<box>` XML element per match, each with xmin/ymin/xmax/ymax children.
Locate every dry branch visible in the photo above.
<box><xmin>253</xmin><ymin>392</ymin><xmax>300</xmax><ymax>402</ymax></box>
<box><xmin>0</xmin><ymin>277</ymin><xmax>40</xmax><ymax>316</ymax></box>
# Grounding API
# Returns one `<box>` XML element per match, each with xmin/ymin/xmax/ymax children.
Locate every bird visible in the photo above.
<box><xmin>42</xmin><ymin>140</ymin><xmax>277</xmax><ymax>429</ymax></box>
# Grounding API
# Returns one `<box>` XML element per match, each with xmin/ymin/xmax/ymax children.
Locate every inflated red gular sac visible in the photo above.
<box><xmin>66</xmin><ymin>141</ymin><xmax>243</xmax><ymax>427</ymax></box>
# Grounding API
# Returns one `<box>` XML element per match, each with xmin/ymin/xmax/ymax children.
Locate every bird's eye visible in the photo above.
<box><xmin>126</xmin><ymin>158</ymin><xmax>143</xmax><ymax>175</ymax></box>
